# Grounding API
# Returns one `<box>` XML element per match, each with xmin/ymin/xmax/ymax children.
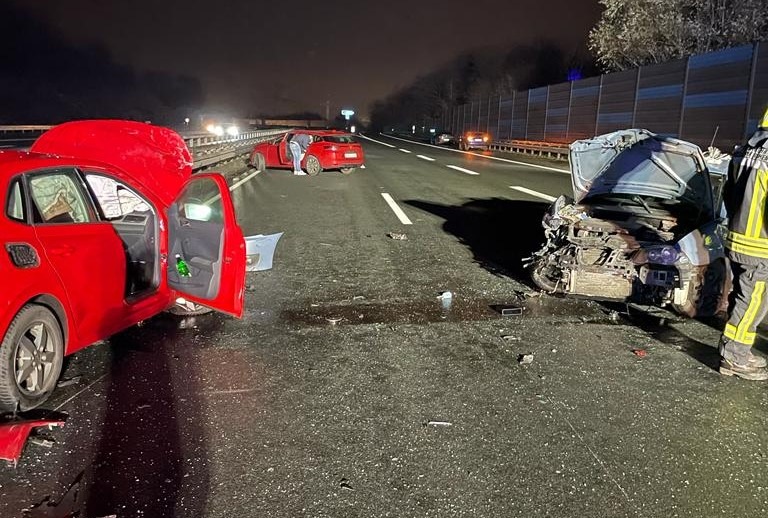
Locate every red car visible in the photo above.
<box><xmin>0</xmin><ymin>120</ymin><xmax>246</xmax><ymax>412</ymax></box>
<box><xmin>249</xmin><ymin>129</ymin><xmax>365</xmax><ymax>176</ymax></box>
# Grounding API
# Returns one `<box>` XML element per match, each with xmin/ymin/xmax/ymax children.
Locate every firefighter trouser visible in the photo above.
<box><xmin>721</xmin><ymin>262</ymin><xmax>768</xmax><ymax>363</ymax></box>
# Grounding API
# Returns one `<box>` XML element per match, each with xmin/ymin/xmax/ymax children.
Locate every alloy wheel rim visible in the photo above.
<box><xmin>14</xmin><ymin>321</ymin><xmax>56</xmax><ymax>397</ymax></box>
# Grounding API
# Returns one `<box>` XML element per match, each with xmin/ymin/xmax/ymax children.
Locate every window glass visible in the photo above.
<box><xmin>29</xmin><ymin>170</ymin><xmax>91</xmax><ymax>224</ymax></box>
<box><xmin>6</xmin><ymin>178</ymin><xmax>25</xmax><ymax>222</ymax></box>
<box><xmin>85</xmin><ymin>174</ymin><xmax>151</xmax><ymax>219</ymax></box>
<box><xmin>177</xmin><ymin>177</ymin><xmax>224</xmax><ymax>224</ymax></box>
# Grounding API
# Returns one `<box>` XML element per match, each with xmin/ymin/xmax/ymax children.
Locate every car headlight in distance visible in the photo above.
<box><xmin>646</xmin><ymin>245</ymin><xmax>680</xmax><ymax>265</ymax></box>
<box><xmin>226</xmin><ymin>126</ymin><xmax>239</xmax><ymax>136</ymax></box>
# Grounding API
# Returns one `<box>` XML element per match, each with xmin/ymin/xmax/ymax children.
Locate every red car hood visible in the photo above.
<box><xmin>31</xmin><ymin>120</ymin><xmax>192</xmax><ymax>206</ymax></box>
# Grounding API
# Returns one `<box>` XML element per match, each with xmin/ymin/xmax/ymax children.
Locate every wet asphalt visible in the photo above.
<box><xmin>1</xmin><ymin>136</ymin><xmax>768</xmax><ymax>517</ymax></box>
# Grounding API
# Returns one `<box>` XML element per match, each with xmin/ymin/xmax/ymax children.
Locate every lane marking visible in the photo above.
<box><xmin>359</xmin><ymin>134</ymin><xmax>396</xmax><ymax>148</ymax></box>
<box><xmin>399</xmin><ymin>148</ymin><xmax>412</xmax><ymax>153</ymax></box>
<box><xmin>205</xmin><ymin>169</ymin><xmax>261</xmax><ymax>205</ymax></box>
<box><xmin>229</xmin><ymin>169</ymin><xmax>261</xmax><ymax>192</ymax></box>
<box><xmin>509</xmin><ymin>185</ymin><xmax>557</xmax><ymax>202</ymax></box>
<box><xmin>381</xmin><ymin>193</ymin><xmax>413</xmax><ymax>225</ymax></box>
<box><xmin>416</xmin><ymin>155</ymin><xmax>435</xmax><ymax>161</ymax></box>
<box><xmin>447</xmin><ymin>165</ymin><xmax>479</xmax><ymax>176</ymax></box>
<box><xmin>380</xmin><ymin>134</ymin><xmax>570</xmax><ymax>174</ymax></box>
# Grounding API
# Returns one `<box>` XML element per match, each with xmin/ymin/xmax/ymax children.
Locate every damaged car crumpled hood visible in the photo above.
<box><xmin>569</xmin><ymin>128</ymin><xmax>714</xmax><ymax>213</ymax></box>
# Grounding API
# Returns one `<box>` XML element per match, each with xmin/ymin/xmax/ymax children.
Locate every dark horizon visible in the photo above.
<box><xmin>3</xmin><ymin>0</ymin><xmax>602</xmax><ymax>122</ymax></box>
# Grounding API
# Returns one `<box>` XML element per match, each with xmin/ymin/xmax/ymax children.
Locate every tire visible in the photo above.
<box><xmin>672</xmin><ymin>260</ymin><xmax>728</xmax><ymax>318</ymax></box>
<box><xmin>0</xmin><ymin>304</ymin><xmax>64</xmax><ymax>412</ymax></box>
<box><xmin>340</xmin><ymin>167</ymin><xmax>355</xmax><ymax>175</ymax></box>
<box><xmin>305</xmin><ymin>155</ymin><xmax>322</xmax><ymax>176</ymax></box>
<box><xmin>251</xmin><ymin>152</ymin><xmax>266</xmax><ymax>172</ymax></box>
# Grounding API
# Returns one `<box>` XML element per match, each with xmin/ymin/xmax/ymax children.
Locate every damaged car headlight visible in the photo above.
<box><xmin>646</xmin><ymin>245</ymin><xmax>680</xmax><ymax>265</ymax></box>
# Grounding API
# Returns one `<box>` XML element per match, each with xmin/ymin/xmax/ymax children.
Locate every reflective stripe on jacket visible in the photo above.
<box><xmin>724</xmin><ymin>130</ymin><xmax>768</xmax><ymax>264</ymax></box>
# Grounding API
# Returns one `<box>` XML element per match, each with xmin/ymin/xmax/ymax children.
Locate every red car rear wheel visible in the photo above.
<box><xmin>305</xmin><ymin>155</ymin><xmax>322</xmax><ymax>176</ymax></box>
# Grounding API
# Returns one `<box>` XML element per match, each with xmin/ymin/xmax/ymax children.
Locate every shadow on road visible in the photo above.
<box><xmin>74</xmin><ymin>313</ymin><xmax>220</xmax><ymax>517</ymax></box>
<box><xmin>405</xmin><ymin>197</ymin><xmax>549</xmax><ymax>284</ymax></box>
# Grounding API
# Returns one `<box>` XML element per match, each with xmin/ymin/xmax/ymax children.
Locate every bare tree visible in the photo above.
<box><xmin>590</xmin><ymin>0</ymin><xmax>768</xmax><ymax>72</ymax></box>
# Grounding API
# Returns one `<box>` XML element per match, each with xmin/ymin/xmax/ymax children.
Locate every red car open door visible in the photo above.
<box><xmin>166</xmin><ymin>174</ymin><xmax>246</xmax><ymax>317</ymax></box>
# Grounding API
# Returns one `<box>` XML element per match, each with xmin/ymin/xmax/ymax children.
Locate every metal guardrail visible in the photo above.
<box><xmin>490</xmin><ymin>139</ymin><xmax>569</xmax><ymax>161</ymax></box>
<box><xmin>384</xmin><ymin>132</ymin><xmax>571</xmax><ymax>161</ymax></box>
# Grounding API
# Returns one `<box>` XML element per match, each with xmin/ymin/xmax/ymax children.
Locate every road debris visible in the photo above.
<box><xmin>56</xmin><ymin>376</ymin><xmax>82</xmax><ymax>388</ymax></box>
<box><xmin>501</xmin><ymin>307</ymin><xmax>523</xmax><ymax>316</ymax></box>
<box><xmin>437</xmin><ymin>291</ymin><xmax>453</xmax><ymax>310</ymax></box>
<box><xmin>501</xmin><ymin>335</ymin><xmax>520</xmax><ymax>341</ymax></box>
<box><xmin>352</xmin><ymin>295</ymin><xmax>366</xmax><ymax>301</ymax></box>
<box><xmin>387</xmin><ymin>232</ymin><xmax>408</xmax><ymax>240</ymax></box>
<box><xmin>632</xmin><ymin>349</ymin><xmax>648</xmax><ymax>358</ymax></box>
<box><xmin>518</xmin><ymin>354</ymin><xmax>534</xmax><ymax>365</ymax></box>
<box><xmin>326</xmin><ymin>317</ymin><xmax>343</xmax><ymax>325</ymax></box>
<box><xmin>427</xmin><ymin>421</ymin><xmax>453</xmax><ymax>427</ymax></box>
<box><xmin>339</xmin><ymin>478</ymin><xmax>354</xmax><ymax>490</ymax></box>
<box><xmin>28</xmin><ymin>437</ymin><xmax>55</xmax><ymax>448</ymax></box>
<box><xmin>0</xmin><ymin>417</ymin><xmax>66</xmax><ymax>466</ymax></box>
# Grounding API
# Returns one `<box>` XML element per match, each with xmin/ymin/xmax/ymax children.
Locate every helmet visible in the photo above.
<box><xmin>760</xmin><ymin>106</ymin><xmax>768</xmax><ymax>130</ymax></box>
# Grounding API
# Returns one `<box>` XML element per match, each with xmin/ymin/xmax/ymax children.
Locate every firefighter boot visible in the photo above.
<box><xmin>719</xmin><ymin>358</ymin><xmax>768</xmax><ymax>380</ymax></box>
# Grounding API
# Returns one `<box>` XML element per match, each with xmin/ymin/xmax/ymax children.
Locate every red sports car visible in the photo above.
<box><xmin>249</xmin><ymin>130</ymin><xmax>365</xmax><ymax>176</ymax></box>
<box><xmin>0</xmin><ymin>120</ymin><xmax>246</xmax><ymax>412</ymax></box>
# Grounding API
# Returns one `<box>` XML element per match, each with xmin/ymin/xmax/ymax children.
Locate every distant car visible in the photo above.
<box><xmin>0</xmin><ymin>120</ymin><xmax>247</xmax><ymax>411</ymax></box>
<box><xmin>249</xmin><ymin>130</ymin><xmax>365</xmax><ymax>176</ymax></box>
<box><xmin>430</xmin><ymin>132</ymin><xmax>455</xmax><ymax>146</ymax></box>
<box><xmin>458</xmin><ymin>131</ymin><xmax>491</xmax><ymax>151</ymax></box>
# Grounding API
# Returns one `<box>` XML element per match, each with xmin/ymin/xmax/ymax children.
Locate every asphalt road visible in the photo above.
<box><xmin>2</xmin><ymin>135</ymin><xmax>768</xmax><ymax>517</ymax></box>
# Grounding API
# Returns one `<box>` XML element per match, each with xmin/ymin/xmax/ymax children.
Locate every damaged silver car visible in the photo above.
<box><xmin>527</xmin><ymin>129</ymin><xmax>730</xmax><ymax>317</ymax></box>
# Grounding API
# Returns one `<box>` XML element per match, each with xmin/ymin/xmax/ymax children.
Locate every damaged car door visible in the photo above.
<box><xmin>527</xmin><ymin>129</ymin><xmax>728</xmax><ymax>317</ymax></box>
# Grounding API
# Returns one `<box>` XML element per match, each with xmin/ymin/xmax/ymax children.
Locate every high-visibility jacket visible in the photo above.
<box><xmin>723</xmin><ymin>130</ymin><xmax>768</xmax><ymax>265</ymax></box>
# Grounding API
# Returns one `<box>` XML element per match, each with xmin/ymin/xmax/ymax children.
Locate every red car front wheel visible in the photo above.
<box><xmin>0</xmin><ymin>304</ymin><xmax>64</xmax><ymax>412</ymax></box>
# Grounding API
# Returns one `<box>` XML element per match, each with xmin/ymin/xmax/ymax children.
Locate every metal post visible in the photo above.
<box><xmin>595</xmin><ymin>75</ymin><xmax>604</xmax><ymax>137</ymax></box>
<box><xmin>510</xmin><ymin>90</ymin><xmax>516</xmax><ymax>139</ymax></box>
<box><xmin>544</xmin><ymin>85</ymin><xmax>551</xmax><ymax>141</ymax></box>
<box><xmin>744</xmin><ymin>41</ymin><xmax>760</xmax><ymax>139</ymax></box>
<box><xmin>631</xmin><ymin>67</ymin><xmax>641</xmax><ymax>128</ymax></box>
<box><xmin>525</xmin><ymin>90</ymin><xmax>531</xmax><ymax>140</ymax></box>
<box><xmin>678</xmin><ymin>56</ymin><xmax>690</xmax><ymax>139</ymax></box>
<box><xmin>566</xmin><ymin>80</ymin><xmax>573</xmax><ymax>141</ymax></box>
<box><xmin>497</xmin><ymin>94</ymin><xmax>503</xmax><ymax>139</ymax></box>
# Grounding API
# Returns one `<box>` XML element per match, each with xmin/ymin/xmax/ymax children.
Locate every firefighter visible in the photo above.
<box><xmin>719</xmin><ymin>106</ymin><xmax>768</xmax><ymax>380</ymax></box>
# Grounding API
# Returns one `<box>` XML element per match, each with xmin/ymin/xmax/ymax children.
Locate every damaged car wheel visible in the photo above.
<box><xmin>672</xmin><ymin>259</ymin><xmax>728</xmax><ymax>318</ymax></box>
<box><xmin>0</xmin><ymin>304</ymin><xmax>64</xmax><ymax>412</ymax></box>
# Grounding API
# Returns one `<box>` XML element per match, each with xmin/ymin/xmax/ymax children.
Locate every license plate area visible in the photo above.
<box><xmin>344</xmin><ymin>152</ymin><xmax>357</xmax><ymax>158</ymax></box>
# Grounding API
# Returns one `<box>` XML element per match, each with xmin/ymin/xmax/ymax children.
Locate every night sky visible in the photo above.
<box><xmin>10</xmin><ymin>0</ymin><xmax>602</xmax><ymax>119</ymax></box>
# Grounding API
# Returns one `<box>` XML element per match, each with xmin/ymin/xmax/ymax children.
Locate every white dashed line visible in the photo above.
<box><xmin>381</xmin><ymin>193</ymin><xmax>413</xmax><ymax>225</ymax></box>
<box><xmin>359</xmin><ymin>134</ymin><xmax>396</xmax><ymax>148</ymax></box>
<box><xmin>446</xmin><ymin>165</ymin><xmax>479</xmax><ymax>176</ymax></box>
<box><xmin>380</xmin><ymin>133</ymin><xmax>570</xmax><ymax>174</ymax></box>
<box><xmin>509</xmin><ymin>186</ymin><xmax>557</xmax><ymax>202</ymax></box>
<box><xmin>416</xmin><ymin>155</ymin><xmax>435</xmax><ymax>161</ymax></box>
<box><xmin>229</xmin><ymin>170</ymin><xmax>261</xmax><ymax>191</ymax></box>
<box><xmin>399</xmin><ymin>148</ymin><xmax>412</xmax><ymax>153</ymax></box>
